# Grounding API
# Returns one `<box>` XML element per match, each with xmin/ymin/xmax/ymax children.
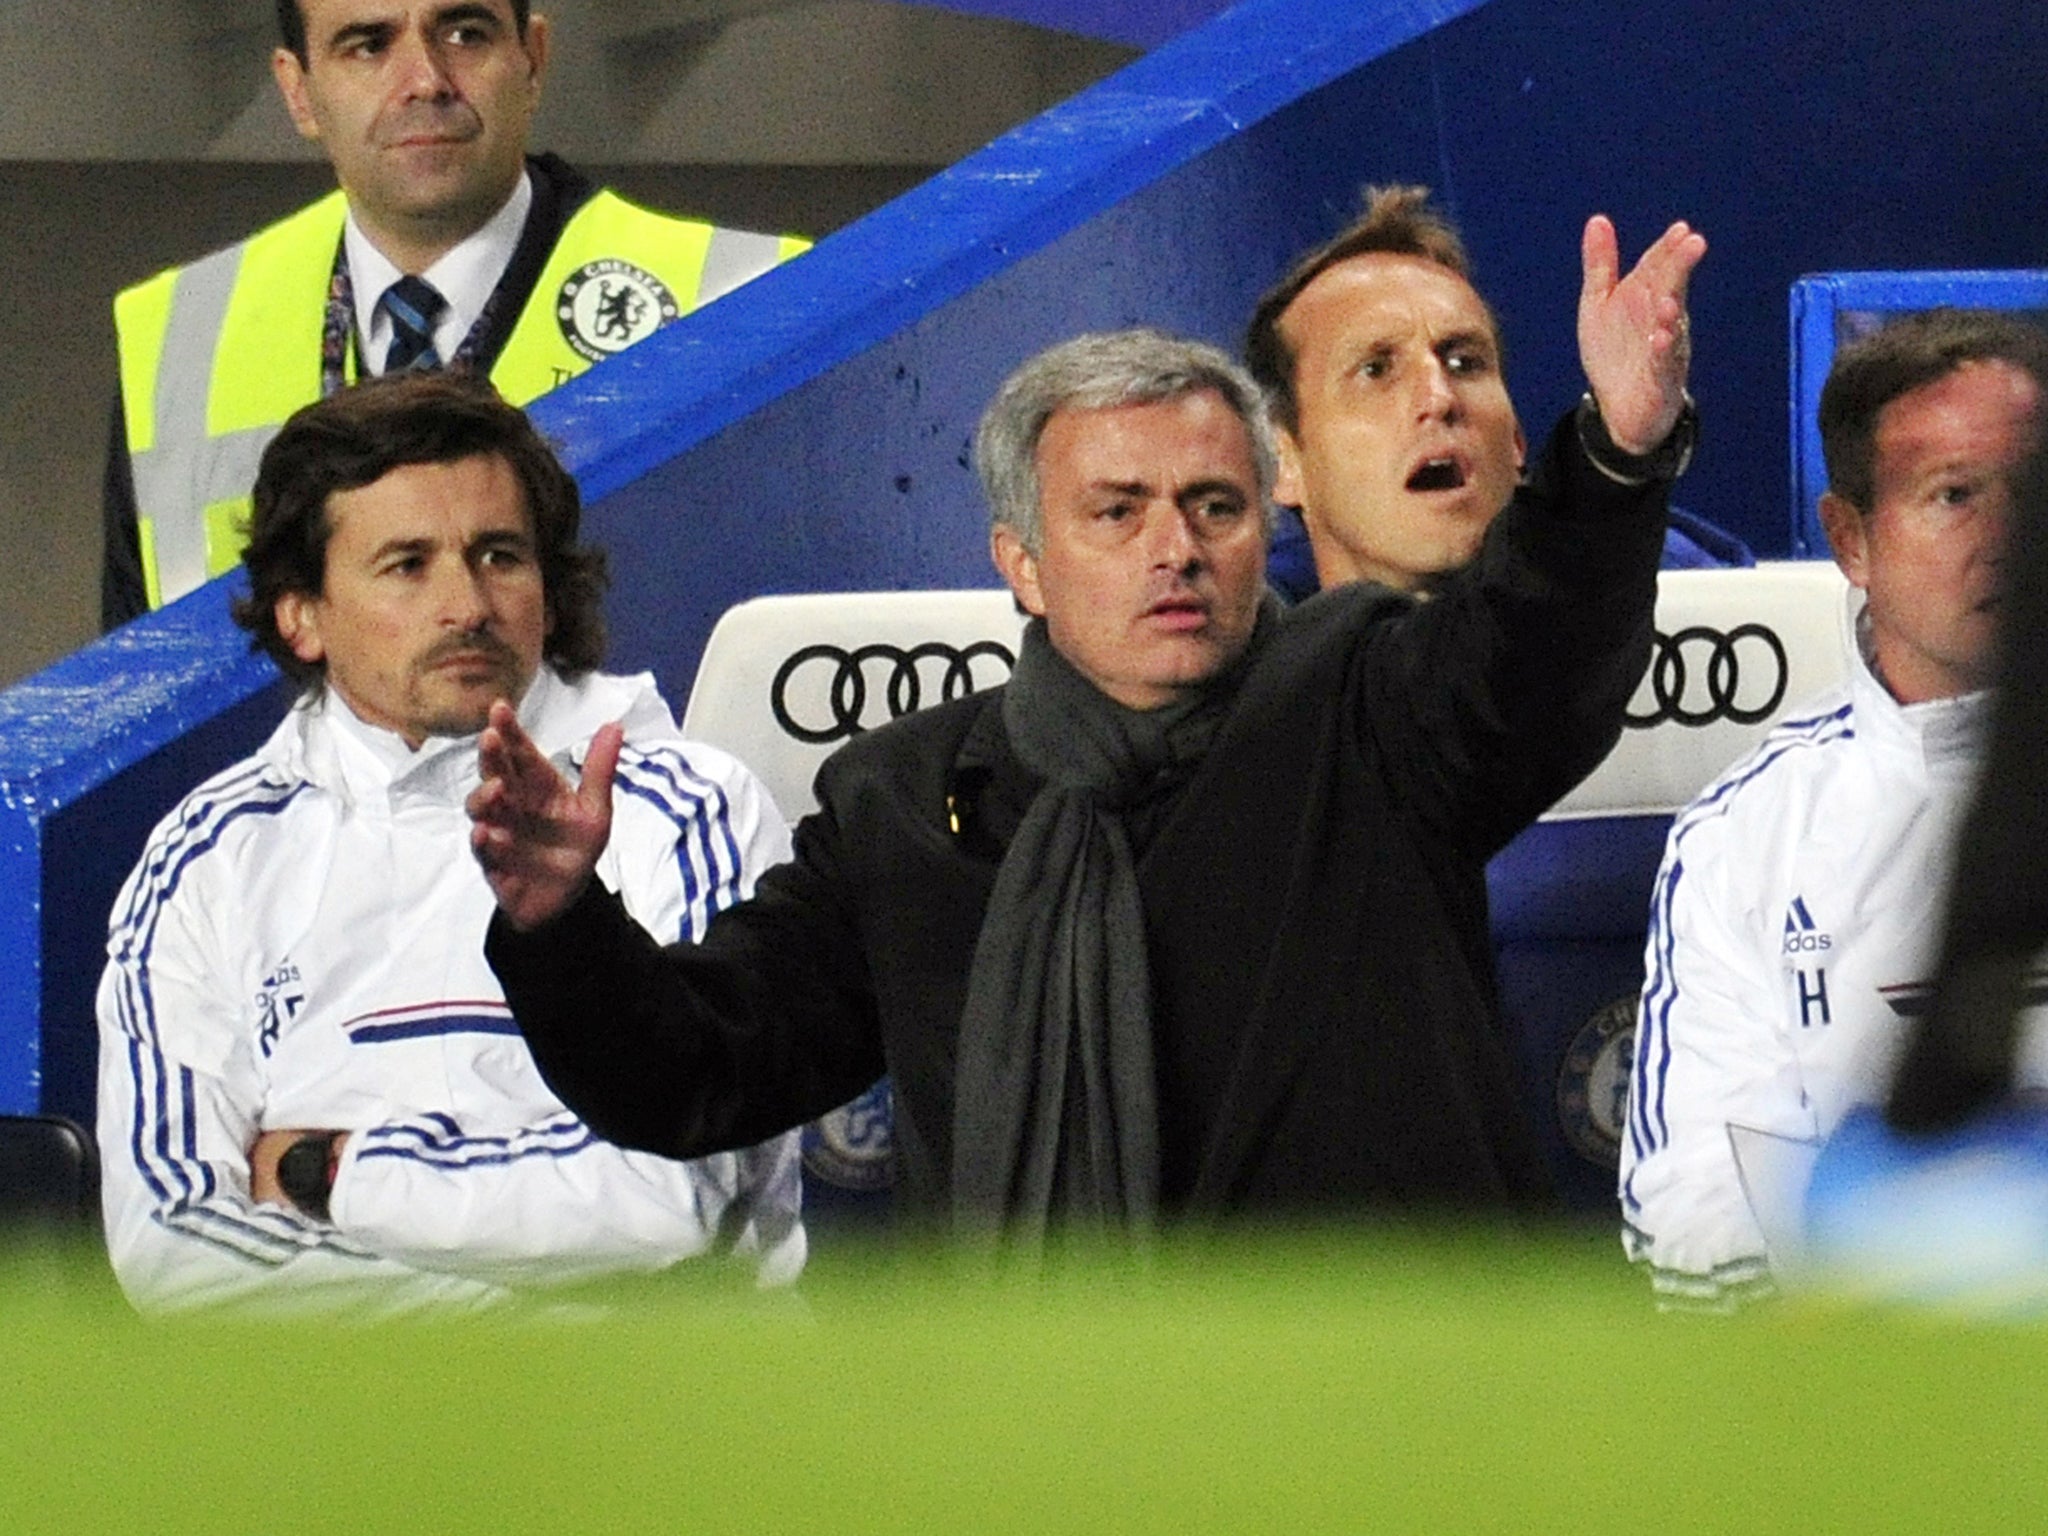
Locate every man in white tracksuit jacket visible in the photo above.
<box><xmin>1621</xmin><ymin>308</ymin><xmax>2048</xmax><ymax>1310</ymax></box>
<box><xmin>97</xmin><ymin>373</ymin><xmax>802</xmax><ymax>1315</ymax></box>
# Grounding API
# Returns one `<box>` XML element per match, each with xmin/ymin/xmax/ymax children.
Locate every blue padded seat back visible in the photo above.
<box><xmin>1492</xmin><ymin>561</ymin><xmax>1849</xmax><ymax>1208</ymax></box>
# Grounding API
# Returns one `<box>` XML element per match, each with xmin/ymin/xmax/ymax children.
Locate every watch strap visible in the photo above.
<box><xmin>275</xmin><ymin>1131</ymin><xmax>339</xmax><ymax>1224</ymax></box>
<box><xmin>1577</xmin><ymin>391</ymin><xmax>1697</xmax><ymax>485</ymax></box>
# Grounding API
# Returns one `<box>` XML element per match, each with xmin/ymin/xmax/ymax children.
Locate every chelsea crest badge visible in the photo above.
<box><xmin>556</xmin><ymin>259</ymin><xmax>680</xmax><ymax>361</ymax></box>
<box><xmin>1556</xmin><ymin>995</ymin><xmax>1637</xmax><ymax>1167</ymax></box>
<box><xmin>802</xmin><ymin>1078</ymin><xmax>897</xmax><ymax>1192</ymax></box>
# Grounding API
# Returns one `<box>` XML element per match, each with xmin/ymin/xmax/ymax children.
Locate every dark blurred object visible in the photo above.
<box><xmin>0</xmin><ymin>1114</ymin><xmax>99</xmax><ymax>1233</ymax></box>
<box><xmin>1888</xmin><ymin>437</ymin><xmax>2048</xmax><ymax>1133</ymax></box>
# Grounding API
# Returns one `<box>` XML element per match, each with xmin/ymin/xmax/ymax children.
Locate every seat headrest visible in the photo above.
<box><xmin>681</xmin><ymin>590</ymin><xmax>1026</xmax><ymax>821</ymax></box>
<box><xmin>1549</xmin><ymin>561</ymin><xmax>1850</xmax><ymax>819</ymax></box>
<box><xmin>681</xmin><ymin>564</ymin><xmax>1850</xmax><ymax>826</ymax></box>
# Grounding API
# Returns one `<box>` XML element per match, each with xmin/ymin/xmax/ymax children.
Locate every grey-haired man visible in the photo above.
<box><xmin>470</xmin><ymin>215</ymin><xmax>1704</xmax><ymax>1239</ymax></box>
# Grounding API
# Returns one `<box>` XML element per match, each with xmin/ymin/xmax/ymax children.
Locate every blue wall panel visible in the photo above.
<box><xmin>0</xmin><ymin>590</ymin><xmax>290</xmax><ymax>1124</ymax></box>
<box><xmin>550</xmin><ymin>0</ymin><xmax>2048</xmax><ymax>696</ymax></box>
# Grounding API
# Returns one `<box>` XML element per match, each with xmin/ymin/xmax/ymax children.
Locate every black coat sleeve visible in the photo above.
<box><xmin>102</xmin><ymin>391</ymin><xmax>148</xmax><ymax>630</ymax></box>
<box><xmin>1359</xmin><ymin>406</ymin><xmax>1670</xmax><ymax>856</ymax></box>
<box><xmin>486</xmin><ymin>802</ymin><xmax>890</xmax><ymax>1161</ymax></box>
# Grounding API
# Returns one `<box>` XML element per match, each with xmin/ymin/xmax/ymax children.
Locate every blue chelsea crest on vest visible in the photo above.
<box><xmin>555</xmin><ymin>259</ymin><xmax>680</xmax><ymax>360</ymax></box>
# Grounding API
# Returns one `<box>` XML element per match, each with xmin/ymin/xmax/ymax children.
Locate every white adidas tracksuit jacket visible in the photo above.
<box><xmin>1621</xmin><ymin>599</ymin><xmax>2048</xmax><ymax>1309</ymax></box>
<box><xmin>97</xmin><ymin>667</ymin><xmax>804</xmax><ymax>1315</ymax></box>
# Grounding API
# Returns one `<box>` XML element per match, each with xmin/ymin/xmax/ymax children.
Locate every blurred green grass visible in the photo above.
<box><xmin>1</xmin><ymin>1223</ymin><xmax>2042</xmax><ymax>1532</ymax></box>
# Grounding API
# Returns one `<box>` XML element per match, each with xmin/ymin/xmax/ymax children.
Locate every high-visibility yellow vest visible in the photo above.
<box><xmin>115</xmin><ymin>188</ymin><xmax>809</xmax><ymax>611</ymax></box>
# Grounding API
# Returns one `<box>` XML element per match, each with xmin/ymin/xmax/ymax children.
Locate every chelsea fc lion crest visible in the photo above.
<box><xmin>802</xmin><ymin>1079</ymin><xmax>897</xmax><ymax>1192</ymax></box>
<box><xmin>1556</xmin><ymin>995</ymin><xmax>1637</xmax><ymax>1167</ymax></box>
<box><xmin>556</xmin><ymin>259</ymin><xmax>680</xmax><ymax>361</ymax></box>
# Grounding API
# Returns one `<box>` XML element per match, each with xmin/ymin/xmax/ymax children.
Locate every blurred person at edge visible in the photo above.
<box><xmin>1803</xmin><ymin>367</ymin><xmax>2048</xmax><ymax>1307</ymax></box>
<box><xmin>1620</xmin><ymin>308</ymin><xmax>2048</xmax><ymax>1310</ymax></box>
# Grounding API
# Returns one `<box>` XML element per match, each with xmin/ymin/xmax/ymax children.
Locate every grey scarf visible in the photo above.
<box><xmin>950</xmin><ymin>610</ymin><xmax>1268</xmax><ymax>1243</ymax></box>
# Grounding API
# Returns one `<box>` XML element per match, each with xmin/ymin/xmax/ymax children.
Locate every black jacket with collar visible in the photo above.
<box><xmin>488</xmin><ymin>409</ymin><xmax>1669</xmax><ymax>1225</ymax></box>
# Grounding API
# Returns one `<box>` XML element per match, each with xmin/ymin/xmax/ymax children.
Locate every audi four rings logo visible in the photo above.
<box><xmin>1625</xmin><ymin>622</ymin><xmax>1789</xmax><ymax>728</ymax></box>
<box><xmin>771</xmin><ymin>641</ymin><xmax>1017</xmax><ymax>744</ymax></box>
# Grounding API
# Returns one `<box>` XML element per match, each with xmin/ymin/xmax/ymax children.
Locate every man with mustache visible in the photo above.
<box><xmin>467</xmin><ymin>210</ymin><xmax>1702</xmax><ymax>1236</ymax></box>
<box><xmin>94</xmin><ymin>372</ymin><xmax>803</xmax><ymax>1314</ymax></box>
<box><xmin>101</xmin><ymin>0</ymin><xmax>807</xmax><ymax>627</ymax></box>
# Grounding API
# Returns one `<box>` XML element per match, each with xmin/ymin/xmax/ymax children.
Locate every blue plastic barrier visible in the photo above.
<box><xmin>0</xmin><ymin>588</ymin><xmax>289</xmax><ymax>1122</ymax></box>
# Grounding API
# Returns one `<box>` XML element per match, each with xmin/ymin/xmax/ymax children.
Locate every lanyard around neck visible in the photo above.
<box><xmin>319</xmin><ymin>233</ymin><xmax>504</xmax><ymax>394</ymax></box>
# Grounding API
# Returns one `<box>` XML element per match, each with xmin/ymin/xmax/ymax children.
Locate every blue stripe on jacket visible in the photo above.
<box><xmin>1628</xmin><ymin>703</ymin><xmax>1858</xmax><ymax>1173</ymax></box>
<box><xmin>107</xmin><ymin>768</ymin><xmax>338</xmax><ymax>1265</ymax></box>
<box><xmin>611</xmin><ymin>744</ymin><xmax>751</xmax><ymax>942</ymax></box>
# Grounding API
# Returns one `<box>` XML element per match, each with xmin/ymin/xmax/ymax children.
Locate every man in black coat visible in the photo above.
<box><xmin>470</xmin><ymin>215</ymin><xmax>1705</xmax><ymax>1237</ymax></box>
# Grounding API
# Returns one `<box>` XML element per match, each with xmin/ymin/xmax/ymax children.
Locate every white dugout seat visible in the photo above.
<box><xmin>682</xmin><ymin>590</ymin><xmax>1026</xmax><ymax>1219</ymax></box>
<box><xmin>682</xmin><ymin>590</ymin><xmax>1027</xmax><ymax>824</ymax></box>
<box><xmin>682</xmin><ymin>563</ymin><xmax>1851</xmax><ymax>1213</ymax></box>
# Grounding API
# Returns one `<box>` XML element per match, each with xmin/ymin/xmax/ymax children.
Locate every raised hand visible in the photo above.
<box><xmin>1577</xmin><ymin>214</ymin><xmax>1708</xmax><ymax>455</ymax></box>
<box><xmin>467</xmin><ymin>699</ymin><xmax>621</xmax><ymax>931</ymax></box>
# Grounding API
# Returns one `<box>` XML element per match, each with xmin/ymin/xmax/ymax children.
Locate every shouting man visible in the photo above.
<box><xmin>472</xmin><ymin>214</ymin><xmax>1704</xmax><ymax>1238</ymax></box>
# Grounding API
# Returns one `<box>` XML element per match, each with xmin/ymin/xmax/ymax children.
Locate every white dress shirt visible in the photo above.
<box><xmin>345</xmin><ymin>171</ymin><xmax>534</xmax><ymax>373</ymax></box>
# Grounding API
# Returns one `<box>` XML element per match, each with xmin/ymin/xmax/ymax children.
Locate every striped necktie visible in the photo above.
<box><xmin>380</xmin><ymin>275</ymin><xmax>447</xmax><ymax>373</ymax></box>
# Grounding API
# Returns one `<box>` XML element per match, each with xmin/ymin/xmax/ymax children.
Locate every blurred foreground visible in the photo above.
<box><xmin>1</xmin><ymin>1222</ymin><xmax>2042</xmax><ymax>1531</ymax></box>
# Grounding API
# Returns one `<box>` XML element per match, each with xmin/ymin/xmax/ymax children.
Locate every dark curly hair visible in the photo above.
<box><xmin>232</xmin><ymin>371</ymin><xmax>606</xmax><ymax>689</ymax></box>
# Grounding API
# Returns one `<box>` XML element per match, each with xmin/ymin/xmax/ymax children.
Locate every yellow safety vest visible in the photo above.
<box><xmin>115</xmin><ymin>188</ymin><xmax>809</xmax><ymax>610</ymax></box>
